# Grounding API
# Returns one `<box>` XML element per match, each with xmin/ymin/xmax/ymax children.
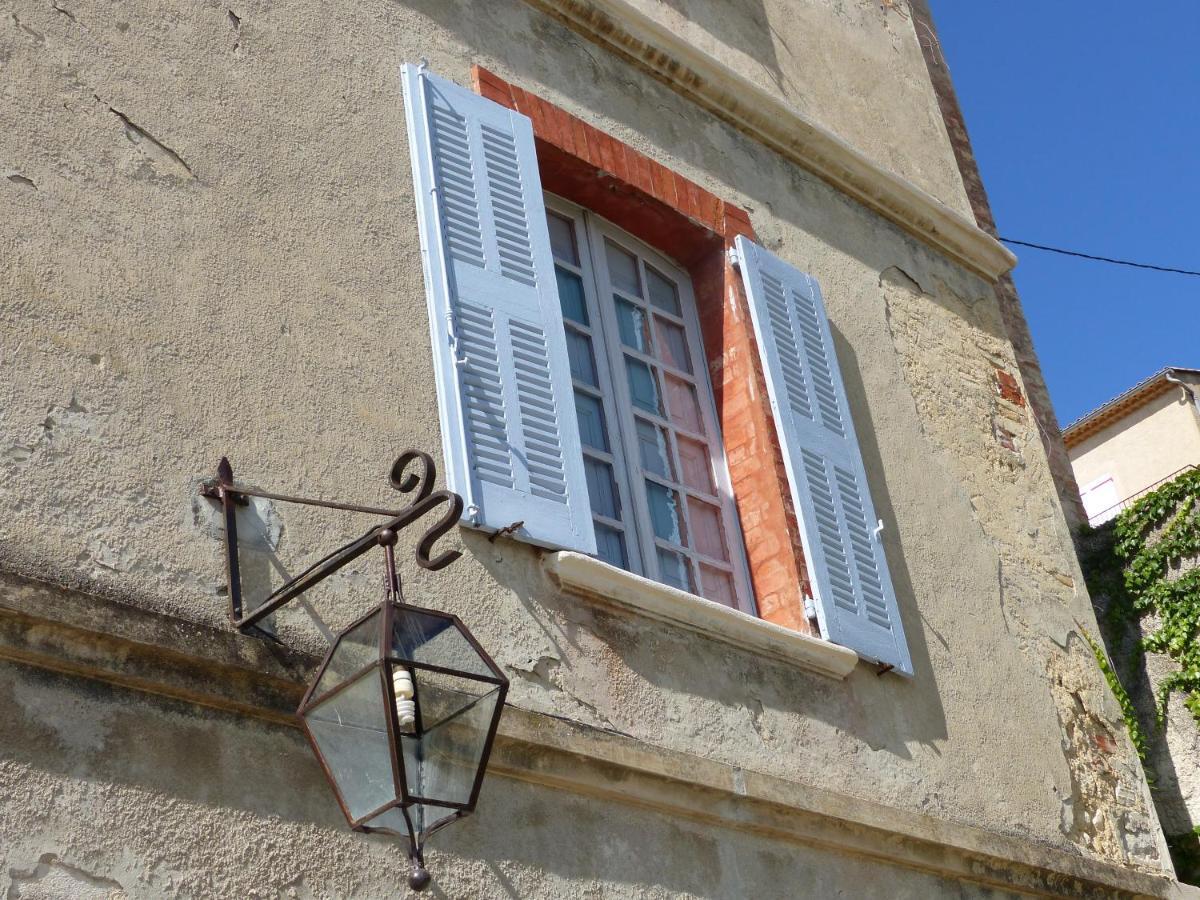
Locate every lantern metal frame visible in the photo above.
<box><xmin>297</xmin><ymin>532</ymin><xmax>509</xmax><ymax>844</ymax></box>
<box><xmin>199</xmin><ymin>449</ymin><xmax>463</xmax><ymax>633</ymax></box>
<box><xmin>199</xmin><ymin>449</ymin><xmax>507</xmax><ymax>891</ymax></box>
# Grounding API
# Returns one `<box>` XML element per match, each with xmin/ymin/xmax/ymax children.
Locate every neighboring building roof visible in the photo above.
<box><xmin>1063</xmin><ymin>367</ymin><xmax>1200</xmax><ymax>449</ymax></box>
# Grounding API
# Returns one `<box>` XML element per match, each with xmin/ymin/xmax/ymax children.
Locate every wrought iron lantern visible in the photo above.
<box><xmin>201</xmin><ymin>450</ymin><xmax>507</xmax><ymax>891</ymax></box>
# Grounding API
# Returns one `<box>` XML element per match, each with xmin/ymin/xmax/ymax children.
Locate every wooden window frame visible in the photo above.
<box><xmin>544</xmin><ymin>200</ymin><xmax>643</xmax><ymax>573</ymax></box>
<box><xmin>547</xmin><ymin>196</ymin><xmax>755</xmax><ymax>613</ymax></box>
<box><xmin>472</xmin><ymin>66</ymin><xmax>817</xmax><ymax>634</ymax></box>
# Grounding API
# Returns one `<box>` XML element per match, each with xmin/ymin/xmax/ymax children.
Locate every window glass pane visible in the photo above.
<box><xmin>656</xmin><ymin>548</ymin><xmax>693</xmax><ymax>592</ymax></box>
<box><xmin>555</xmin><ymin>266</ymin><xmax>589</xmax><ymax>325</ymax></box>
<box><xmin>605</xmin><ymin>240</ymin><xmax>641</xmax><ymax>296</ymax></box>
<box><xmin>688</xmin><ymin>497</ymin><xmax>728</xmax><ymax>561</ymax></box>
<box><xmin>676</xmin><ymin>435</ymin><xmax>715</xmax><ymax>494</ymax></box>
<box><xmin>654</xmin><ymin>316</ymin><xmax>691</xmax><ymax>373</ymax></box>
<box><xmin>595</xmin><ymin>524</ymin><xmax>628</xmax><ymax>568</ymax></box>
<box><xmin>565</xmin><ymin>327</ymin><xmax>597</xmax><ymax>386</ymax></box>
<box><xmin>615</xmin><ymin>296</ymin><xmax>651</xmax><ymax>352</ymax></box>
<box><xmin>646</xmin><ymin>480</ymin><xmax>687</xmax><ymax>545</ymax></box>
<box><xmin>646</xmin><ymin>266</ymin><xmax>680</xmax><ymax>315</ymax></box>
<box><xmin>625</xmin><ymin>357</ymin><xmax>663</xmax><ymax>415</ymax></box>
<box><xmin>665</xmin><ymin>374</ymin><xmax>703</xmax><ymax>433</ymax></box>
<box><xmin>574</xmin><ymin>392</ymin><xmax>609</xmax><ymax>452</ymax></box>
<box><xmin>584</xmin><ymin>457</ymin><xmax>620</xmax><ymax>520</ymax></box>
<box><xmin>699</xmin><ymin>565</ymin><xmax>736</xmax><ymax>608</ymax></box>
<box><xmin>547</xmin><ymin>213</ymin><xmax>578</xmax><ymax>264</ymax></box>
<box><xmin>635</xmin><ymin>418</ymin><xmax>674</xmax><ymax>479</ymax></box>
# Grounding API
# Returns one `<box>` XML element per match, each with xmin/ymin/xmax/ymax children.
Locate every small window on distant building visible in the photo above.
<box><xmin>1081</xmin><ymin>476</ymin><xmax>1119</xmax><ymax>525</ymax></box>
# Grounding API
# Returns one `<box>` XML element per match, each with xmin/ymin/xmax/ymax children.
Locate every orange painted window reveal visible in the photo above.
<box><xmin>471</xmin><ymin>66</ymin><xmax>815</xmax><ymax>635</ymax></box>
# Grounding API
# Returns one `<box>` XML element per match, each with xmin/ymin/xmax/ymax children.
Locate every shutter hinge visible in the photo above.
<box><xmin>803</xmin><ymin>595</ymin><xmax>817</xmax><ymax>619</ymax></box>
<box><xmin>726</xmin><ymin>246</ymin><xmax>740</xmax><ymax>270</ymax></box>
<box><xmin>446</xmin><ymin>312</ymin><xmax>469</xmax><ymax>366</ymax></box>
<box><xmin>487</xmin><ymin>520</ymin><xmax>524</xmax><ymax>543</ymax></box>
<box><xmin>465</xmin><ymin>504</ymin><xmax>481</xmax><ymax>526</ymax></box>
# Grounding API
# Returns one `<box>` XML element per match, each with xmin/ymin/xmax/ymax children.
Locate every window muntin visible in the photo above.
<box><xmin>546</xmin><ymin>198</ymin><xmax>754</xmax><ymax>613</ymax></box>
<box><xmin>546</xmin><ymin>207</ymin><xmax>642</xmax><ymax>573</ymax></box>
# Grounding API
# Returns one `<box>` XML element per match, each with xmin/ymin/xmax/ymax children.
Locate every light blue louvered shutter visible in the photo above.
<box><xmin>733</xmin><ymin>236</ymin><xmax>912</xmax><ymax>675</ymax></box>
<box><xmin>402</xmin><ymin>64</ymin><xmax>595</xmax><ymax>553</ymax></box>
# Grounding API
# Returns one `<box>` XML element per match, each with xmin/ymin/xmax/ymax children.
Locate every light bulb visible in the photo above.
<box><xmin>392</xmin><ymin>666</ymin><xmax>416</xmax><ymax>727</ymax></box>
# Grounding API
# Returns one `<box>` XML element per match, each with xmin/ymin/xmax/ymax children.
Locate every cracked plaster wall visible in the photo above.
<box><xmin>0</xmin><ymin>0</ymin><xmax>1172</xmax><ymax>890</ymax></box>
<box><xmin>0</xmin><ymin>662</ymin><xmax>1037</xmax><ymax>899</ymax></box>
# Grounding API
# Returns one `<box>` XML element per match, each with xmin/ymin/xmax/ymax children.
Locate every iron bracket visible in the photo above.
<box><xmin>200</xmin><ymin>449</ymin><xmax>464</xmax><ymax>632</ymax></box>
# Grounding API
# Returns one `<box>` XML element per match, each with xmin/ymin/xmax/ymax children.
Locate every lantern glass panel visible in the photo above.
<box><xmin>398</xmin><ymin>667</ymin><xmax>502</xmax><ymax>806</ymax></box>
<box><xmin>390</xmin><ymin>608</ymin><xmax>495</xmax><ymax>678</ymax></box>
<box><xmin>310</xmin><ymin>610</ymin><xmax>382</xmax><ymax>700</ymax></box>
<box><xmin>360</xmin><ymin>806</ymin><xmax>408</xmax><ymax>836</ymax></box>
<box><xmin>305</xmin><ymin>668</ymin><xmax>397</xmax><ymax>820</ymax></box>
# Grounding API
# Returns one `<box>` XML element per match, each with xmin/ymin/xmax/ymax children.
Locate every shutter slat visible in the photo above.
<box><xmin>403</xmin><ymin>64</ymin><xmax>595</xmax><ymax>553</ymax></box>
<box><xmin>734</xmin><ymin>236</ymin><xmax>913</xmax><ymax>675</ymax></box>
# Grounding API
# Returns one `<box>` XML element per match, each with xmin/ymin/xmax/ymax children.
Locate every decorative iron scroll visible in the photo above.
<box><xmin>200</xmin><ymin>449</ymin><xmax>464</xmax><ymax>631</ymax></box>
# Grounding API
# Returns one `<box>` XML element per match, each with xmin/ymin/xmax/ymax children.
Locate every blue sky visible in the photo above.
<box><xmin>932</xmin><ymin>4</ymin><xmax>1200</xmax><ymax>426</ymax></box>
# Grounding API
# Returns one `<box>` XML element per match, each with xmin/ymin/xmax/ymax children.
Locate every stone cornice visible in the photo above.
<box><xmin>522</xmin><ymin>0</ymin><xmax>1018</xmax><ymax>282</ymax></box>
<box><xmin>0</xmin><ymin>570</ymin><xmax>1179</xmax><ymax>897</ymax></box>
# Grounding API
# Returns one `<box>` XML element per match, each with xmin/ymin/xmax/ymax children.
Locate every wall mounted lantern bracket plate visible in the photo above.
<box><xmin>199</xmin><ymin>449</ymin><xmax>463</xmax><ymax>633</ymax></box>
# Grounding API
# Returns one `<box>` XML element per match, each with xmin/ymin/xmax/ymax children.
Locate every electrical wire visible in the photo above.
<box><xmin>999</xmin><ymin>237</ymin><xmax>1200</xmax><ymax>278</ymax></box>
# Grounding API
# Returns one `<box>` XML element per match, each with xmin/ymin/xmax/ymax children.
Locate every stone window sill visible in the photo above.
<box><xmin>543</xmin><ymin>552</ymin><xmax>859</xmax><ymax>680</ymax></box>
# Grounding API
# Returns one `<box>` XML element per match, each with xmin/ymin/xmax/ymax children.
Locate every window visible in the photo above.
<box><xmin>545</xmin><ymin>199</ymin><xmax>754</xmax><ymax>612</ymax></box>
<box><xmin>1081</xmin><ymin>475</ymin><xmax>1119</xmax><ymax>525</ymax></box>
<box><xmin>402</xmin><ymin>63</ymin><xmax>914</xmax><ymax>674</ymax></box>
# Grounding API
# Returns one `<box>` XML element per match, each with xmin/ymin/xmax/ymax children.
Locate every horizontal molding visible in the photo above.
<box><xmin>544</xmin><ymin>551</ymin><xmax>858</xmax><ymax>679</ymax></box>
<box><xmin>0</xmin><ymin>572</ymin><xmax>309</xmax><ymax>726</ymax></box>
<box><xmin>0</xmin><ymin>569</ymin><xmax>1178</xmax><ymax>897</ymax></box>
<box><xmin>522</xmin><ymin>0</ymin><xmax>1017</xmax><ymax>282</ymax></box>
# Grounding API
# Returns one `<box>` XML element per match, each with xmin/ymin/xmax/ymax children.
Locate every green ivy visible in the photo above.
<box><xmin>1083</xmin><ymin>630</ymin><xmax>1149</xmax><ymax>765</ymax></box>
<box><xmin>1109</xmin><ymin>467</ymin><xmax>1200</xmax><ymax>726</ymax></box>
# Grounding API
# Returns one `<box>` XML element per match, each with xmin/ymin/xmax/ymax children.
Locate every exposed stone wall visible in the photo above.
<box><xmin>879</xmin><ymin>267</ymin><xmax>1161</xmax><ymax>864</ymax></box>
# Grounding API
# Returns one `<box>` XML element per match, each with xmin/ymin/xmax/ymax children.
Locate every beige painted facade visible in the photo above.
<box><xmin>0</xmin><ymin>0</ymin><xmax>1190</xmax><ymax>896</ymax></box>
<box><xmin>1068</xmin><ymin>371</ymin><xmax>1200</xmax><ymax>524</ymax></box>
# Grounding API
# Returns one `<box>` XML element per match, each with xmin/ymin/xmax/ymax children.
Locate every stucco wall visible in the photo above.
<box><xmin>0</xmin><ymin>0</ymin><xmax>1172</xmax><ymax>892</ymax></box>
<box><xmin>0</xmin><ymin>660</ymin><xmax>1055</xmax><ymax>899</ymax></box>
<box><xmin>618</xmin><ymin>0</ymin><xmax>974</xmax><ymax>218</ymax></box>
<box><xmin>1070</xmin><ymin>383</ymin><xmax>1200</xmax><ymax>509</ymax></box>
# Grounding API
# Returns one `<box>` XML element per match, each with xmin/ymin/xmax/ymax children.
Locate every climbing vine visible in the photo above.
<box><xmin>1104</xmin><ymin>466</ymin><xmax>1200</xmax><ymax>725</ymax></box>
<box><xmin>1083</xmin><ymin>630</ymin><xmax>1149</xmax><ymax>765</ymax></box>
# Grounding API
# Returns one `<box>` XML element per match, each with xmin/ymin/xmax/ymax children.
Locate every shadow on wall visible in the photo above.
<box><xmin>0</xmin><ymin>661</ymin><xmax>728</xmax><ymax>896</ymax></box>
<box><xmin>466</xmin><ymin>529</ymin><xmax>949</xmax><ymax>770</ymax></box>
<box><xmin>1088</xmin><ymin>560</ymin><xmax>1200</xmax><ymax>882</ymax></box>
